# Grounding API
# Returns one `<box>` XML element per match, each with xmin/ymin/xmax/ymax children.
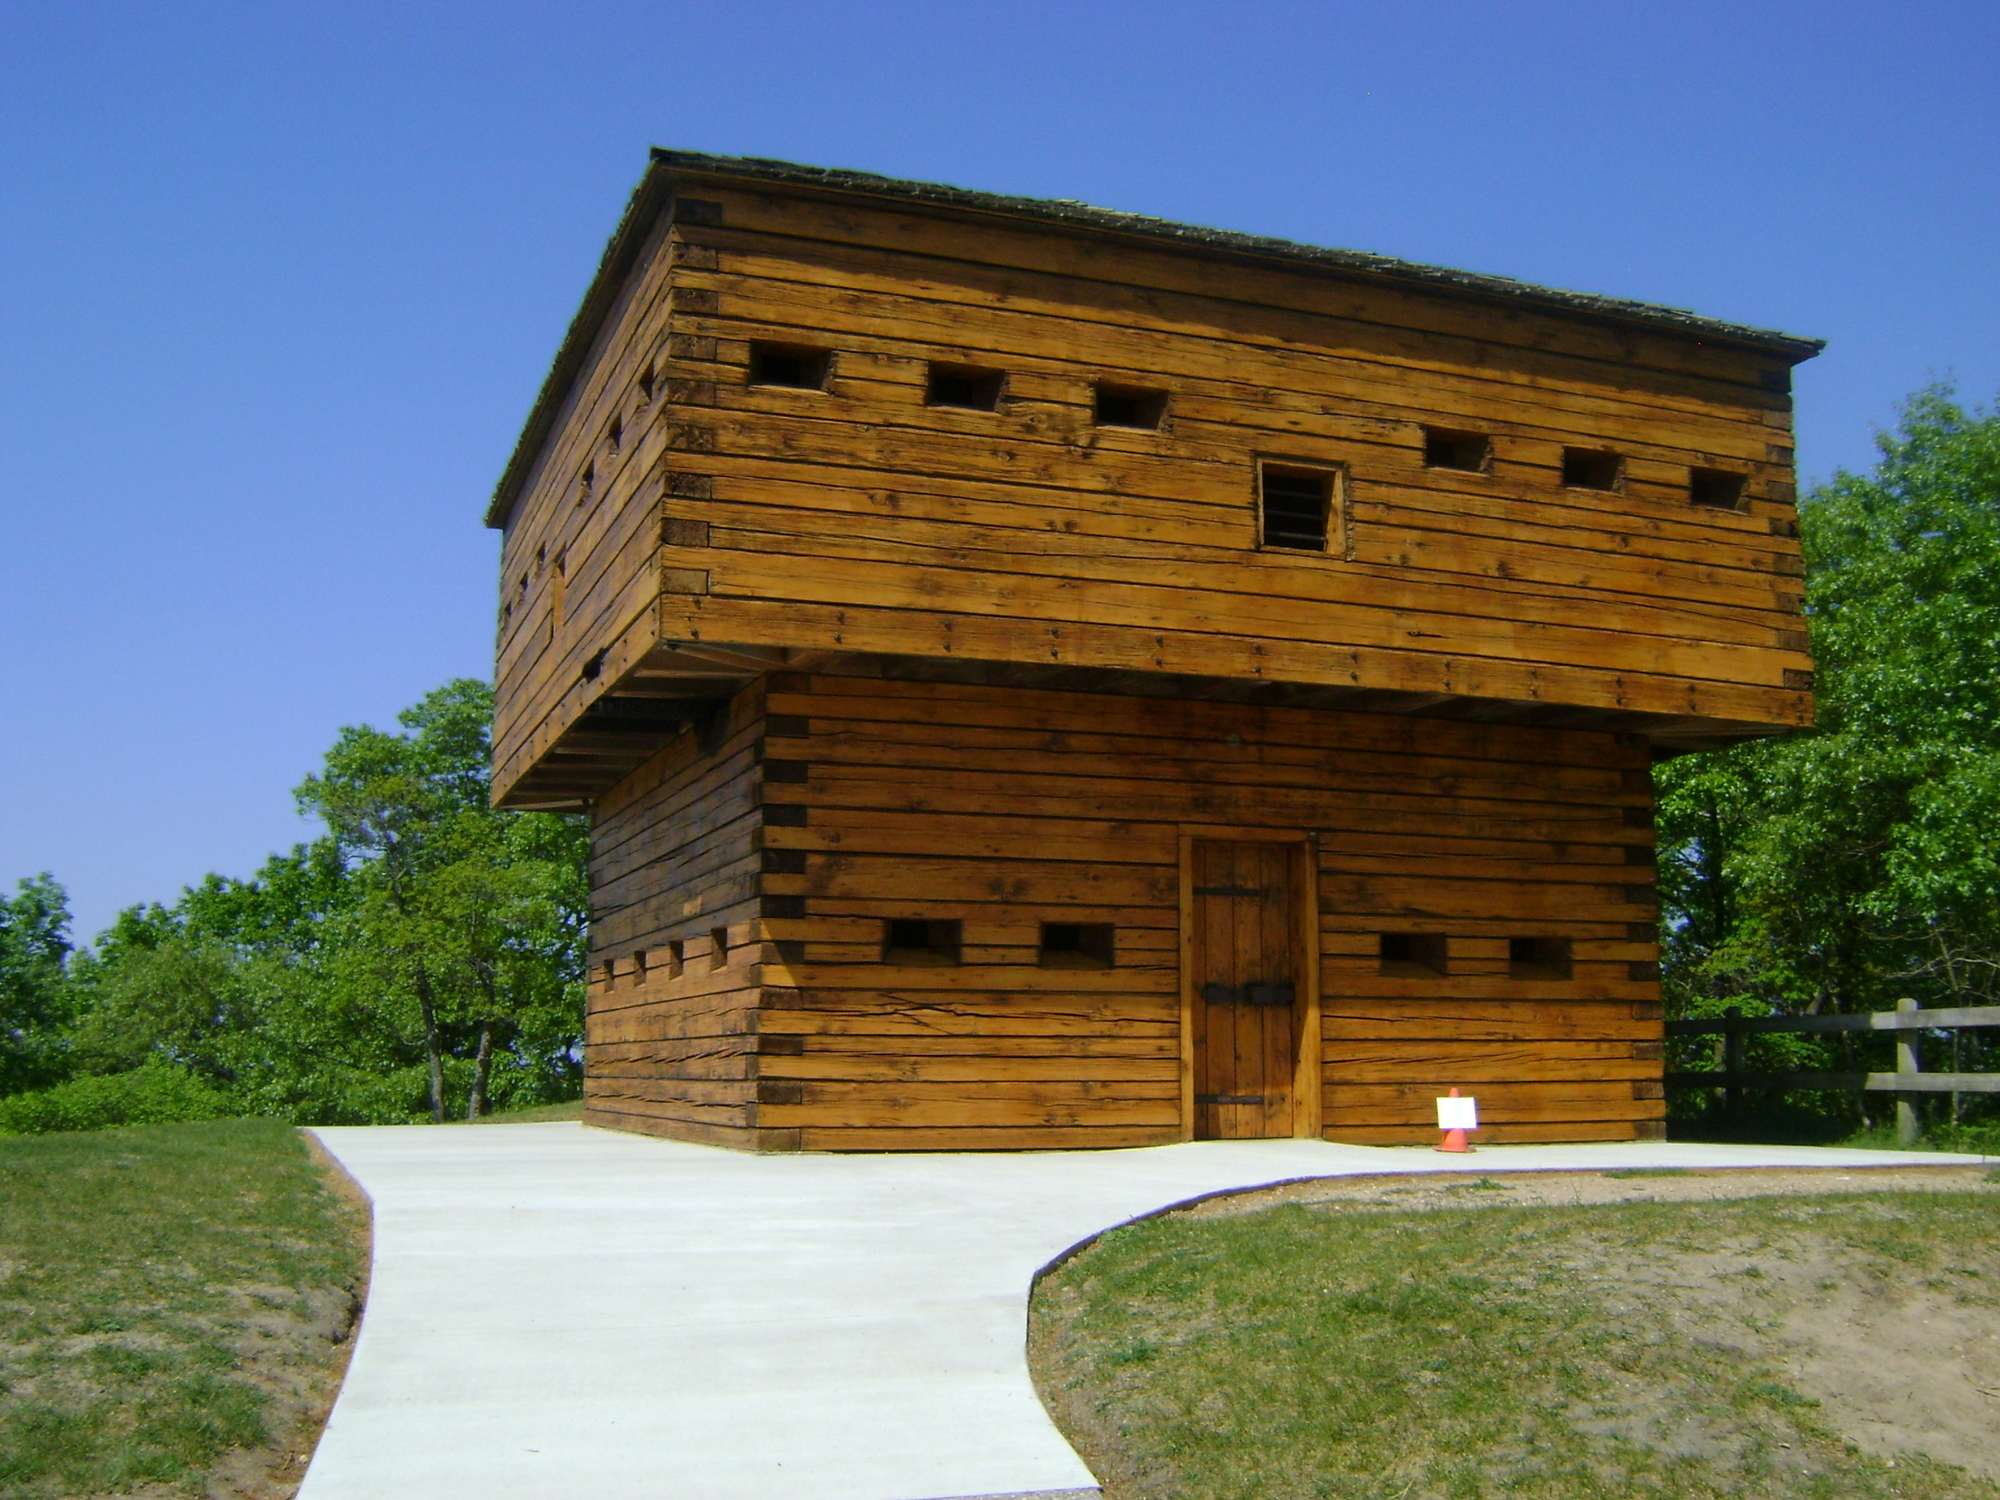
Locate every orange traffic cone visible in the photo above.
<box><xmin>1435</xmin><ymin>1086</ymin><xmax>1476</xmax><ymax>1153</ymax></box>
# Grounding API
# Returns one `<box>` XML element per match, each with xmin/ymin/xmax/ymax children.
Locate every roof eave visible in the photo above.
<box><xmin>485</xmin><ymin>159</ymin><xmax>677</xmax><ymax>530</ymax></box>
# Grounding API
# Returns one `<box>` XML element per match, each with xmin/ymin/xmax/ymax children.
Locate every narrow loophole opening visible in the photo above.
<box><xmin>1039</xmin><ymin>922</ymin><xmax>1115</xmax><ymax>968</ymax></box>
<box><xmin>1379</xmin><ymin>932</ymin><xmax>1448</xmax><ymax>977</ymax></box>
<box><xmin>1690</xmin><ymin>467</ymin><xmax>1747</xmax><ymax>510</ymax></box>
<box><xmin>883</xmin><ymin>917</ymin><xmax>962</xmax><ymax>965</ymax></box>
<box><xmin>1093</xmin><ymin>383</ymin><xmax>1168</xmax><ymax>431</ymax></box>
<box><xmin>1424</xmin><ymin>428</ymin><xmax>1490</xmax><ymax>472</ymax></box>
<box><xmin>1509</xmin><ymin>936</ymin><xmax>1573</xmax><ymax>979</ymax></box>
<box><xmin>749</xmin><ymin>342</ymin><xmax>831</xmax><ymax>390</ymax></box>
<box><xmin>1562</xmin><ymin>448</ymin><xmax>1622</xmax><ymax>490</ymax></box>
<box><xmin>925</xmin><ymin>363</ymin><xmax>1003</xmax><ymax>411</ymax></box>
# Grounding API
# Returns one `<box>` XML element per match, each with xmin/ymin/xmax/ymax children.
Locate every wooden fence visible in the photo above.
<box><xmin>1667</xmin><ymin>999</ymin><xmax>2000</xmax><ymax>1142</ymax></box>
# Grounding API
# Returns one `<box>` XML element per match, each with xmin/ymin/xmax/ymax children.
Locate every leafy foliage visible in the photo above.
<box><xmin>1658</xmin><ymin>388</ymin><xmax>2000</xmax><ymax>1126</ymax></box>
<box><xmin>3</xmin><ymin>679</ymin><xmax>587</xmax><ymax>1128</ymax></box>
<box><xmin>0</xmin><ymin>1059</ymin><xmax>231</xmax><ymax>1136</ymax></box>
<box><xmin>0</xmin><ymin>876</ymin><xmax>74</xmax><ymax>1096</ymax></box>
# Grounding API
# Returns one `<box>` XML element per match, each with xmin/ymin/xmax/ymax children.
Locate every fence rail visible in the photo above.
<box><xmin>1667</xmin><ymin>1005</ymin><xmax>2000</xmax><ymax>1036</ymax></box>
<box><xmin>1663</xmin><ymin>1071</ymin><xmax>2000</xmax><ymax>1094</ymax></box>
<box><xmin>1663</xmin><ymin>999</ymin><xmax>2000</xmax><ymax>1142</ymax></box>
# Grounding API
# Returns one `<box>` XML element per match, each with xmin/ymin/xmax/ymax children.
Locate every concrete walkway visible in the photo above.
<box><xmin>300</xmin><ymin>1127</ymin><xmax>1990</xmax><ymax>1500</ymax></box>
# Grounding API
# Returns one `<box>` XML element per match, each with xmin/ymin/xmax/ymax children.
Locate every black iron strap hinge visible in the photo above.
<box><xmin>1192</xmin><ymin>885</ymin><xmax>1268</xmax><ymax>897</ymax></box>
<box><xmin>1195</xmin><ymin>1093</ymin><xmax>1266</xmax><ymax>1105</ymax></box>
<box><xmin>1201</xmin><ymin>981</ymin><xmax>1296</xmax><ymax>1007</ymax></box>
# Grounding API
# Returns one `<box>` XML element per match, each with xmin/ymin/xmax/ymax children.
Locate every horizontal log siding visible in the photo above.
<box><xmin>583</xmin><ymin>682</ymin><xmax>772</xmax><ymax>1144</ymax></box>
<box><xmin>495</xmin><ymin>182</ymin><xmax>1809</xmax><ymax>808</ymax></box>
<box><xmin>649</xmin><ymin>190</ymin><xmax>1805</xmax><ymax>724</ymax></box>
<box><xmin>751</xmin><ymin>671</ymin><xmax>1663</xmax><ymax>1150</ymax></box>
<box><xmin>493</xmin><ymin>228</ymin><xmax>689</xmax><ymax>806</ymax></box>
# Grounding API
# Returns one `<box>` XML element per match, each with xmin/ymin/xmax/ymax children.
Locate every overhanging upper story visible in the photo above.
<box><xmin>487</xmin><ymin>150</ymin><xmax>1822</xmax><ymax>810</ymax></box>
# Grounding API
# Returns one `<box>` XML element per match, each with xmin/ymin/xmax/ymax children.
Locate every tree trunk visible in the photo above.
<box><xmin>415</xmin><ymin>962</ymin><xmax>446</xmax><ymax>1124</ymax></box>
<box><xmin>468</xmin><ymin>1024</ymin><xmax>494</xmax><ymax>1120</ymax></box>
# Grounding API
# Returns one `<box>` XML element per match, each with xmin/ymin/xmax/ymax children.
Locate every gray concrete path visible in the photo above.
<box><xmin>300</xmin><ymin>1126</ymin><xmax>1989</xmax><ymax>1500</ymax></box>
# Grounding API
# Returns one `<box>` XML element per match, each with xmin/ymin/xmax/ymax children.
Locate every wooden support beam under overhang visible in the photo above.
<box><xmin>494</xmin><ymin>641</ymin><xmax>854</xmax><ymax>809</ymax></box>
<box><xmin>495</xmin><ymin>640</ymin><xmax>1797</xmax><ymax>809</ymax></box>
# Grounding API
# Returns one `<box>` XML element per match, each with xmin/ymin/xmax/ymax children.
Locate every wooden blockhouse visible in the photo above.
<box><xmin>488</xmin><ymin>150</ymin><xmax>1820</xmax><ymax>1151</ymax></box>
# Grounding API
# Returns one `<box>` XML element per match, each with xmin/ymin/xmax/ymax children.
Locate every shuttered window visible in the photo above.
<box><xmin>1259</xmin><ymin>468</ymin><xmax>1330</xmax><ymax>551</ymax></box>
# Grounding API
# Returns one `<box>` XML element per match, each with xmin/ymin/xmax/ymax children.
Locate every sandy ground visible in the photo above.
<box><xmin>185</xmin><ymin>1137</ymin><xmax>370</xmax><ymax>1500</ymax></box>
<box><xmin>1176</xmin><ymin>1165</ymin><xmax>2000</xmax><ymax>1479</ymax></box>
<box><xmin>1174</xmin><ymin>1162</ymin><xmax>2000</xmax><ymax>1216</ymax></box>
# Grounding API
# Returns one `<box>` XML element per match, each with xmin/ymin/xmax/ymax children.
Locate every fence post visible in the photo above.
<box><xmin>1723</xmin><ymin>1006</ymin><xmax>1744</xmax><ymax>1116</ymax></box>
<box><xmin>1952</xmin><ymin>1026</ymin><xmax>1962</xmax><ymax>1129</ymax></box>
<box><xmin>1896</xmin><ymin>997</ymin><xmax>1921</xmax><ymax>1146</ymax></box>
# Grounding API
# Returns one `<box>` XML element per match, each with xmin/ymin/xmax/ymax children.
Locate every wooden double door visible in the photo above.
<box><xmin>1188</xmin><ymin>839</ymin><xmax>1315</xmax><ymax>1140</ymax></box>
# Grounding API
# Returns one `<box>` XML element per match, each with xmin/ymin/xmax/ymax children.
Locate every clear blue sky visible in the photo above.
<box><xmin>3</xmin><ymin>1</ymin><xmax>1996</xmax><ymax>944</ymax></box>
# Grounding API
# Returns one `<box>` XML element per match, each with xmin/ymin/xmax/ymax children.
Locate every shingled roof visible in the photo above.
<box><xmin>488</xmin><ymin>149</ymin><xmax>1824</xmax><ymax>528</ymax></box>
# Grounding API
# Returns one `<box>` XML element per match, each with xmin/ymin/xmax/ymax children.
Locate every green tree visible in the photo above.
<box><xmin>0</xmin><ymin>875</ymin><xmax>74</xmax><ymax>1093</ymax></box>
<box><xmin>1658</xmin><ymin>387</ymin><xmax>2000</xmax><ymax>1110</ymax></box>
<box><xmin>418</xmin><ymin>810</ymin><xmax>588</xmax><ymax>1117</ymax></box>
<box><xmin>45</xmin><ymin>677</ymin><xmax>587</xmax><ymax>1125</ymax></box>
<box><xmin>68</xmin><ymin>929</ymin><xmax>247</xmax><ymax>1080</ymax></box>
<box><xmin>293</xmin><ymin>678</ymin><xmax>585</xmax><ymax>1120</ymax></box>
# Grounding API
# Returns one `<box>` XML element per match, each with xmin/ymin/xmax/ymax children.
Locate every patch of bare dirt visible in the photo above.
<box><xmin>1783</xmin><ymin>1259</ymin><xmax>2000</xmax><ymax>1477</ymax></box>
<box><xmin>190</xmin><ymin>1278</ymin><xmax>363</xmax><ymax>1500</ymax></box>
<box><xmin>1174</xmin><ymin>1166</ymin><xmax>2000</xmax><ymax>1478</ymax></box>
<box><xmin>187</xmin><ymin>1135</ymin><xmax>374</xmax><ymax>1500</ymax></box>
<box><xmin>1171</xmin><ymin>1162</ymin><xmax>2000</xmax><ymax>1218</ymax></box>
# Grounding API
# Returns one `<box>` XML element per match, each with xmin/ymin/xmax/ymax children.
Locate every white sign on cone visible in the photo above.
<box><xmin>1436</xmin><ymin>1094</ymin><xmax>1478</xmax><ymax>1131</ymax></box>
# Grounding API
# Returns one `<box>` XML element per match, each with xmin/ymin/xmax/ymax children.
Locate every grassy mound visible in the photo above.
<box><xmin>0</xmin><ymin>1118</ymin><xmax>366</xmax><ymax>1499</ymax></box>
<box><xmin>1033</xmin><ymin>1184</ymin><xmax>2000</xmax><ymax>1499</ymax></box>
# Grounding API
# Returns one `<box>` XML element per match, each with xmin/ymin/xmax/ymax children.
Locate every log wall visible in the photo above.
<box><xmin>583</xmin><ymin>670</ymin><xmax>1665</xmax><ymax>1150</ymax></box>
<box><xmin>659</xmin><ymin>190</ymin><xmax>1805</xmax><ymax>726</ymax></box>
<box><xmin>493</xmin><ymin>226</ymin><xmax>693</xmax><ymax>806</ymax></box>
<box><xmin>493</xmin><ymin>171</ymin><xmax>1811</xmax><ymax>808</ymax></box>
<box><xmin>582</xmin><ymin>682</ymin><xmax>770</xmax><ymax>1143</ymax></box>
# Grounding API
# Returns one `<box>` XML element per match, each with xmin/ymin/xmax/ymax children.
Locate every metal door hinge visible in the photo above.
<box><xmin>1201</xmin><ymin>981</ymin><xmax>1296</xmax><ymax>1007</ymax></box>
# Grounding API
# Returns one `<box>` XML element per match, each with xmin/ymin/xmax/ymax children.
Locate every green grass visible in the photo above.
<box><xmin>1032</xmin><ymin>1191</ymin><xmax>2000</xmax><ymax>1499</ymax></box>
<box><xmin>0</xmin><ymin>1119</ymin><xmax>366</xmax><ymax>1499</ymax></box>
<box><xmin>1841</xmin><ymin>1119</ymin><xmax>2000</xmax><ymax>1156</ymax></box>
<box><xmin>1670</xmin><ymin>1097</ymin><xmax>2000</xmax><ymax>1156</ymax></box>
<box><xmin>454</xmin><ymin>1099</ymin><xmax>584</xmax><ymax>1124</ymax></box>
